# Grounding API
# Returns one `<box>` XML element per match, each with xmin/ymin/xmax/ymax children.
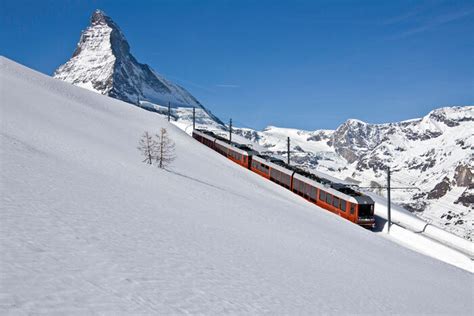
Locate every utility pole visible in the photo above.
<box><xmin>387</xmin><ymin>167</ymin><xmax>391</xmax><ymax>234</ymax></box>
<box><xmin>356</xmin><ymin>168</ymin><xmax>418</xmax><ymax>234</ymax></box>
<box><xmin>287</xmin><ymin>137</ymin><xmax>290</xmax><ymax>165</ymax></box>
<box><xmin>192</xmin><ymin>107</ymin><xmax>196</xmax><ymax>130</ymax></box>
<box><xmin>229</xmin><ymin>118</ymin><xmax>232</xmax><ymax>143</ymax></box>
<box><xmin>168</xmin><ymin>102</ymin><xmax>171</xmax><ymax>122</ymax></box>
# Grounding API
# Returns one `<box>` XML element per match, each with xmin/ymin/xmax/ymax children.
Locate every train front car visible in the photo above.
<box><xmin>292</xmin><ymin>172</ymin><xmax>376</xmax><ymax>229</ymax></box>
<box><xmin>353</xmin><ymin>196</ymin><xmax>376</xmax><ymax>228</ymax></box>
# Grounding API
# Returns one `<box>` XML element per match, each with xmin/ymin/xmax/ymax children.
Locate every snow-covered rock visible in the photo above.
<box><xmin>54</xmin><ymin>10</ymin><xmax>224</xmax><ymax>127</ymax></box>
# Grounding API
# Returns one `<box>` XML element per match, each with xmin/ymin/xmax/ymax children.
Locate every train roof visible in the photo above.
<box><xmin>257</xmin><ymin>154</ymin><xmax>372</xmax><ymax>201</ymax></box>
<box><xmin>234</xmin><ymin>144</ymin><xmax>260</xmax><ymax>156</ymax></box>
<box><xmin>195</xmin><ymin>129</ymin><xmax>229</xmax><ymax>143</ymax></box>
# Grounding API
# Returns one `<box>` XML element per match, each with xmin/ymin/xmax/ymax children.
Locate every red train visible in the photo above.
<box><xmin>192</xmin><ymin>129</ymin><xmax>375</xmax><ymax>228</ymax></box>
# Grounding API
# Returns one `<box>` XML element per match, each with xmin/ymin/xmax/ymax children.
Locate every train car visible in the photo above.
<box><xmin>192</xmin><ymin>129</ymin><xmax>217</xmax><ymax>149</ymax></box>
<box><xmin>252</xmin><ymin>155</ymin><xmax>375</xmax><ymax>228</ymax></box>
<box><xmin>293</xmin><ymin>173</ymin><xmax>375</xmax><ymax>228</ymax></box>
<box><xmin>214</xmin><ymin>139</ymin><xmax>251</xmax><ymax>168</ymax></box>
<box><xmin>267</xmin><ymin>159</ymin><xmax>293</xmax><ymax>190</ymax></box>
<box><xmin>250</xmin><ymin>155</ymin><xmax>272</xmax><ymax>179</ymax></box>
<box><xmin>193</xmin><ymin>130</ymin><xmax>251</xmax><ymax>168</ymax></box>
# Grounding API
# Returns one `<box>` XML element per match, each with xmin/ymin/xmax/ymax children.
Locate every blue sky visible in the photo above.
<box><xmin>1</xmin><ymin>0</ymin><xmax>473</xmax><ymax>130</ymax></box>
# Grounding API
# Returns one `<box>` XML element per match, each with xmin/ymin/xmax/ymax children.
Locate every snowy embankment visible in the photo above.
<box><xmin>366</xmin><ymin>193</ymin><xmax>473</xmax><ymax>271</ymax></box>
<box><xmin>0</xmin><ymin>56</ymin><xmax>472</xmax><ymax>314</ymax></box>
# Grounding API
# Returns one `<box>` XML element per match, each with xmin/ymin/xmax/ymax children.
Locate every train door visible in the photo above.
<box><xmin>348</xmin><ymin>203</ymin><xmax>357</xmax><ymax>222</ymax></box>
<box><xmin>338</xmin><ymin>199</ymin><xmax>349</xmax><ymax>220</ymax></box>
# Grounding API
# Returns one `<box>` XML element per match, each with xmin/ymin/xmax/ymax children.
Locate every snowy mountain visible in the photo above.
<box><xmin>2</xmin><ymin>56</ymin><xmax>472</xmax><ymax>314</ymax></box>
<box><xmin>233</xmin><ymin>106</ymin><xmax>474</xmax><ymax>241</ymax></box>
<box><xmin>54</xmin><ymin>10</ymin><xmax>224</xmax><ymax>128</ymax></box>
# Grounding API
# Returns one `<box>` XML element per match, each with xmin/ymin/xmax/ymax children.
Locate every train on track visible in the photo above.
<box><xmin>192</xmin><ymin>129</ymin><xmax>375</xmax><ymax>228</ymax></box>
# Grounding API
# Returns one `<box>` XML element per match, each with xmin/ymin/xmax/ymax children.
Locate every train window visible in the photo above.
<box><xmin>333</xmin><ymin>197</ymin><xmax>339</xmax><ymax>208</ymax></box>
<box><xmin>276</xmin><ymin>170</ymin><xmax>282</xmax><ymax>179</ymax></box>
<box><xmin>319</xmin><ymin>190</ymin><xmax>326</xmax><ymax>201</ymax></box>
<box><xmin>340</xmin><ymin>200</ymin><xmax>346</xmax><ymax>212</ymax></box>
<box><xmin>293</xmin><ymin>179</ymin><xmax>299</xmax><ymax>192</ymax></box>
<box><xmin>298</xmin><ymin>181</ymin><xmax>303</xmax><ymax>194</ymax></box>
<box><xmin>310</xmin><ymin>188</ymin><xmax>316</xmax><ymax>200</ymax></box>
<box><xmin>285</xmin><ymin>175</ymin><xmax>291</xmax><ymax>187</ymax></box>
<box><xmin>350</xmin><ymin>204</ymin><xmax>355</xmax><ymax>215</ymax></box>
<box><xmin>358</xmin><ymin>204</ymin><xmax>372</xmax><ymax>218</ymax></box>
<box><xmin>326</xmin><ymin>193</ymin><xmax>332</xmax><ymax>204</ymax></box>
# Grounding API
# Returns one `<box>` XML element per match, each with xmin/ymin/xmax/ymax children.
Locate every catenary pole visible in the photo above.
<box><xmin>229</xmin><ymin>118</ymin><xmax>232</xmax><ymax>143</ymax></box>
<box><xmin>387</xmin><ymin>167</ymin><xmax>391</xmax><ymax>234</ymax></box>
<box><xmin>192</xmin><ymin>107</ymin><xmax>195</xmax><ymax>130</ymax></box>
<box><xmin>287</xmin><ymin>137</ymin><xmax>290</xmax><ymax>165</ymax></box>
<box><xmin>168</xmin><ymin>102</ymin><xmax>171</xmax><ymax>122</ymax></box>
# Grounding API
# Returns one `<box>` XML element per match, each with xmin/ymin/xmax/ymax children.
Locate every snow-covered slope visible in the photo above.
<box><xmin>54</xmin><ymin>10</ymin><xmax>224</xmax><ymax>127</ymax></box>
<box><xmin>1</xmin><ymin>57</ymin><xmax>473</xmax><ymax>314</ymax></box>
<box><xmin>234</xmin><ymin>107</ymin><xmax>474</xmax><ymax>241</ymax></box>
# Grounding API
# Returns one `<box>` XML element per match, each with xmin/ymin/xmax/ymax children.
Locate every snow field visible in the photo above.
<box><xmin>1</xmin><ymin>56</ymin><xmax>473</xmax><ymax>314</ymax></box>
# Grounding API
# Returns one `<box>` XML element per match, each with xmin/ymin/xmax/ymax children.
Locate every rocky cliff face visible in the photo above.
<box><xmin>234</xmin><ymin>106</ymin><xmax>474</xmax><ymax>240</ymax></box>
<box><xmin>54</xmin><ymin>10</ymin><xmax>224</xmax><ymax>127</ymax></box>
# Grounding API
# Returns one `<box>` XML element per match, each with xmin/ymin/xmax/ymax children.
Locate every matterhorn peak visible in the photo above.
<box><xmin>88</xmin><ymin>9</ymin><xmax>124</xmax><ymax>42</ymax></box>
<box><xmin>91</xmin><ymin>9</ymin><xmax>109</xmax><ymax>25</ymax></box>
<box><xmin>54</xmin><ymin>10</ymin><xmax>223</xmax><ymax>126</ymax></box>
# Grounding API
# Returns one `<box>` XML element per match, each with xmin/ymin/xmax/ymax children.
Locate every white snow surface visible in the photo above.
<box><xmin>1</xmin><ymin>56</ymin><xmax>473</xmax><ymax>314</ymax></box>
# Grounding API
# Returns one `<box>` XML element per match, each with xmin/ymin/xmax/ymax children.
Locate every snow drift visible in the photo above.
<box><xmin>1</xmin><ymin>56</ymin><xmax>472</xmax><ymax>314</ymax></box>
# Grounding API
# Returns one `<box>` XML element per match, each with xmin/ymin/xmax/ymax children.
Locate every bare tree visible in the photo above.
<box><xmin>155</xmin><ymin>128</ymin><xmax>176</xmax><ymax>168</ymax></box>
<box><xmin>138</xmin><ymin>131</ymin><xmax>157</xmax><ymax>165</ymax></box>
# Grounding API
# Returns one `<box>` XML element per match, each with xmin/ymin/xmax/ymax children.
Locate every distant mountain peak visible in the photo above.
<box><xmin>91</xmin><ymin>9</ymin><xmax>109</xmax><ymax>24</ymax></box>
<box><xmin>54</xmin><ymin>10</ymin><xmax>224</xmax><ymax>126</ymax></box>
